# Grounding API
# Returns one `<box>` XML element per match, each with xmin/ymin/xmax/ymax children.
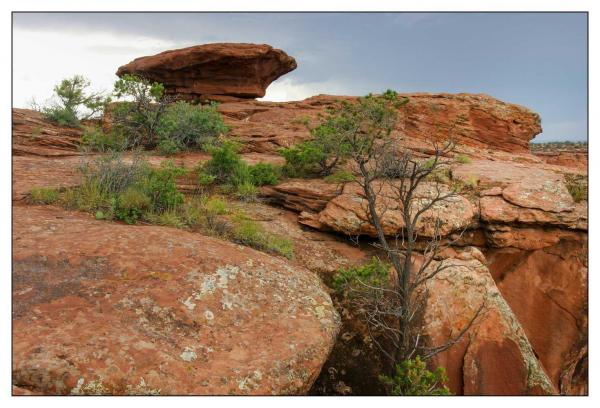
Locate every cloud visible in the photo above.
<box><xmin>259</xmin><ymin>78</ymin><xmax>351</xmax><ymax>102</ymax></box>
<box><xmin>12</xmin><ymin>27</ymin><xmax>192</xmax><ymax>107</ymax></box>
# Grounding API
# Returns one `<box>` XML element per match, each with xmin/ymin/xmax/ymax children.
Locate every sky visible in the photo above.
<box><xmin>12</xmin><ymin>12</ymin><xmax>587</xmax><ymax>142</ymax></box>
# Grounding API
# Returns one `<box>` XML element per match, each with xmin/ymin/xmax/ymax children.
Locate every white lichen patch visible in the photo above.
<box><xmin>125</xmin><ymin>377</ymin><xmax>161</xmax><ymax>395</ymax></box>
<box><xmin>180</xmin><ymin>347</ymin><xmax>197</xmax><ymax>362</ymax></box>
<box><xmin>216</xmin><ymin>265</ymin><xmax>240</xmax><ymax>289</ymax></box>
<box><xmin>181</xmin><ymin>296</ymin><xmax>196</xmax><ymax>311</ymax></box>
<box><xmin>204</xmin><ymin>310</ymin><xmax>214</xmax><ymax>320</ymax></box>
<box><xmin>70</xmin><ymin>377</ymin><xmax>108</xmax><ymax>395</ymax></box>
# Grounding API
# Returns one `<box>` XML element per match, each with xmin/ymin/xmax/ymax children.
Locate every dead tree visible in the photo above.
<box><xmin>326</xmin><ymin>91</ymin><xmax>483</xmax><ymax>371</ymax></box>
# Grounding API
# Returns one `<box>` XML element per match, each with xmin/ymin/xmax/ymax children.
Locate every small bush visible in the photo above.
<box><xmin>41</xmin><ymin>75</ymin><xmax>109</xmax><ymax>127</ymax></box>
<box><xmin>204</xmin><ymin>141</ymin><xmax>244</xmax><ymax>183</ymax></box>
<box><xmin>565</xmin><ymin>174</ymin><xmax>587</xmax><ymax>202</ymax></box>
<box><xmin>28</xmin><ymin>187</ymin><xmax>60</xmax><ymax>204</ymax></box>
<box><xmin>324</xmin><ymin>169</ymin><xmax>356</xmax><ymax>183</ymax></box>
<box><xmin>81</xmin><ymin>126</ymin><xmax>127</xmax><ymax>152</ymax></box>
<box><xmin>235</xmin><ymin>182</ymin><xmax>259</xmax><ymax>202</ymax></box>
<box><xmin>379</xmin><ymin>356</ymin><xmax>451</xmax><ymax>396</ymax></box>
<box><xmin>80</xmin><ymin>153</ymin><xmax>148</xmax><ymax>196</ymax></box>
<box><xmin>144</xmin><ymin>209</ymin><xmax>185</xmax><ymax>229</ymax></box>
<box><xmin>157</xmin><ymin>101</ymin><xmax>228</xmax><ymax>151</ymax></box>
<box><xmin>136</xmin><ymin>161</ymin><xmax>186</xmax><ymax>212</ymax></box>
<box><xmin>157</xmin><ymin>138</ymin><xmax>184</xmax><ymax>156</ymax></box>
<box><xmin>455</xmin><ymin>154</ymin><xmax>471</xmax><ymax>164</ymax></box>
<box><xmin>333</xmin><ymin>257</ymin><xmax>390</xmax><ymax>293</ymax></box>
<box><xmin>232</xmin><ymin>214</ymin><xmax>294</xmax><ymax>259</ymax></box>
<box><xmin>113</xmin><ymin>188</ymin><xmax>151</xmax><ymax>224</ymax></box>
<box><xmin>249</xmin><ymin>163</ymin><xmax>280</xmax><ymax>186</ymax></box>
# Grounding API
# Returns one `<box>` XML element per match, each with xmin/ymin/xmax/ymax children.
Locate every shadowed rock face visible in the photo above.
<box><xmin>116</xmin><ymin>43</ymin><xmax>297</xmax><ymax>101</ymax></box>
<box><xmin>12</xmin><ymin>206</ymin><xmax>340</xmax><ymax>395</ymax></box>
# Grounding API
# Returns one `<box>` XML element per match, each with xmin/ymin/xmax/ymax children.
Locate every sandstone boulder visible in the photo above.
<box><xmin>486</xmin><ymin>238</ymin><xmax>588</xmax><ymax>393</ymax></box>
<box><xmin>13</xmin><ymin>206</ymin><xmax>340</xmax><ymax>395</ymax></box>
<box><xmin>424</xmin><ymin>248</ymin><xmax>556</xmax><ymax>395</ymax></box>
<box><xmin>298</xmin><ymin>181</ymin><xmax>476</xmax><ymax>238</ymax></box>
<box><xmin>117</xmin><ymin>43</ymin><xmax>297</xmax><ymax>101</ymax></box>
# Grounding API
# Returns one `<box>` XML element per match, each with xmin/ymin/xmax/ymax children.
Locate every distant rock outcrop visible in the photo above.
<box><xmin>116</xmin><ymin>43</ymin><xmax>297</xmax><ymax>101</ymax></box>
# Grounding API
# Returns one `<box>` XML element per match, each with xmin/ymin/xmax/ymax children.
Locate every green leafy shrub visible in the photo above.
<box><xmin>324</xmin><ymin>169</ymin><xmax>356</xmax><ymax>183</ymax></box>
<box><xmin>157</xmin><ymin>138</ymin><xmax>184</xmax><ymax>156</ymax></box>
<box><xmin>113</xmin><ymin>188</ymin><xmax>151</xmax><ymax>224</ymax></box>
<box><xmin>110</xmin><ymin>74</ymin><xmax>167</xmax><ymax>148</ymax></box>
<box><xmin>204</xmin><ymin>141</ymin><xmax>244</xmax><ymax>183</ymax></box>
<box><xmin>203</xmin><ymin>141</ymin><xmax>279</xmax><ymax>192</ymax></box>
<box><xmin>379</xmin><ymin>356</ymin><xmax>451</xmax><ymax>396</ymax></box>
<box><xmin>41</xmin><ymin>75</ymin><xmax>110</xmax><ymax>127</ymax></box>
<box><xmin>143</xmin><ymin>209</ymin><xmax>185</xmax><ymax>229</ymax></box>
<box><xmin>81</xmin><ymin>126</ymin><xmax>127</xmax><ymax>152</ymax></box>
<box><xmin>232</xmin><ymin>214</ymin><xmax>294</xmax><ymax>259</ymax></box>
<box><xmin>136</xmin><ymin>161</ymin><xmax>185</xmax><ymax>212</ymax></box>
<box><xmin>28</xmin><ymin>187</ymin><xmax>60</xmax><ymax>204</ymax></box>
<box><xmin>249</xmin><ymin>163</ymin><xmax>280</xmax><ymax>186</ymax></box>
<box><xmin>157</xmin><ymin>101</ymin><xmax>228</xmax><ymax>152</ymax></box>
<box><xmin>333</xmin><ymin>257</ymin><xmax>390</xmax><ymax>293</ymax></box>
<box><xmin>455</xmin><ymin>154</ymin><xmax>471</xmax><ymax>164</ymax></box>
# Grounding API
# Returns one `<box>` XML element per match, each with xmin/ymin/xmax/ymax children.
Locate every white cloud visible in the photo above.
<box><xmin>12</xmin><ymin>27</ymin><xmax>192</xmax><ymax>108</ymax></box>
<box><xmin>259</xmin><ymin>77</ymin><xmax>351</xmax><ymax>102</ymax></box>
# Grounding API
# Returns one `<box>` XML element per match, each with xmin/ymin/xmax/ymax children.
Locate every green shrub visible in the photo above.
<box><xmin>235</xmin><ymin>182</ymin><xmax>258</xmax><ymax>202</ymax></box>
<box><xmin>232</xmin><ymin>214</ymin><xmax>294</xmax><ymax>259</ymax></box>
<box><xmin>324</xmin><ymin>169</ymin><xmax>356</xmax><ymax>183</ymax></box>
<box><xmin>455</xmin><ymin>154</ymin><xmax>471</xmax><ymax>164</ymax></box>
<box><xmin>249</xmin><ymin>163</ymin><xmax>280</xmax><ymax>186</ymax></box>
<box><xmin>565</xmin><ymin>174</ymin><xmax>587</xmax><ymax>202</ymax></box>
<box><xmin>197</xmin><ymin>172</ymin><xmax>216</xmax><ymax>186</ymax></box>
<box><xmin>81</xmin><ymin>126</ymin><xmax>127</xmax><ymax>152</ymax></box>
<box><xmin>136</xmin><ymin>161</ymin><xmax>185</xmax><ymax>212</ymax></box>
<box><xmin>111</xmin><ymin>74</ymin><xmax>167</xmax><ymax>148</ymax></box>
<box><xmin>379</xmin><ymin>356</ymin><xmax>451</xmax><ymax>396</ymax></box>
<box><xmin>204</xmin><ymin>141</ymin><xmax>244</xmax><ymax>183</ymax></box>
<box><xmin>157</xmin><ymin>101</ymin><xmax>228</xmax><ymax>150</ymax></box>
<box><xmin>80</xmin><ymin>153</ymin><xmax>148</xmax><ymax>195</ymax></box>
<box><xmin>42</xmin><ymin>75</ymin><xmax>110</xmax><ymax>127</ymax></box>
<box><xmin>143</xmin><ymin>209</ymin><xmax>185</xmax><ymax>229</ymax></box>
<box><xmin>28</xmin><ymin>187</ymin><xmax>60</xmax><ymax>204</ymax></box>
<box><xmin>157</xmin><ymin>138</ymin><xmax>183</xmax><ymax>156</ymax></box>
<box><xmin>333</xmin><ymin>257</ymin><xmax>390</xmax><ymax>293</ymax></box>
<box><xmin>113</xmin><ymin>188</ymin><xmax>152</xmax><ymax>224</ymax></box>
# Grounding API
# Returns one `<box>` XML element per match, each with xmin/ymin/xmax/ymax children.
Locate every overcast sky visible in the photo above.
<box><xmin>13</xmin><ymin>12</ymin><xmax>587</xmax><ymax>142</ymax></box>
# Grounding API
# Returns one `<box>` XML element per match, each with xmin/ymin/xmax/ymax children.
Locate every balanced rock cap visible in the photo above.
<box><xmin>116</xmin><ymin>43</ymin><xmax>297</xmax><ymax>101</ymax></box>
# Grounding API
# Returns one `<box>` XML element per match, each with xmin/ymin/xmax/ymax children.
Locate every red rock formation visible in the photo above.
<box><xmin>217</xmin><ymin>93</ymin><xmax>541</xmax><ymax>154</ymax></box>
<box><xmin>116</xmin><ymin>43</ymin><xmax>297</xmax><ymax>101</ymax></box>
<box><xmin>12</xmin><ymin>205</ymin><xmax>340</xmax><ymax>395</ymax></box>
<box><xmin>424</xmin><ymin>248</ymin><xmax>556</xmax><ymax>395</ymax></box>
<box><xmin>12</xmin><ymin>108</ymin><xmax>84</xmax><ymax>156</ymax></box>
<box><xmin>486</xmin><ymin>237</ymin><xmax>588</xmax><ymax>393</ymax></box>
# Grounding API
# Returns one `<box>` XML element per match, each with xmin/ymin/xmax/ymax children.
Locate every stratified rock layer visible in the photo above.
<box><xmin>116</xmin><ymin>43</ymin><xmax>297</xmax><ymax>101</ymax></box>
<box><xmin>13</xmin><ymin>206</ymin><xmax>340</xmax><ymax>395</ymax></box>
<box><xmin>218</xmin><ymin>93</ymin><xmax>542</xmax><ymax>154</ymax></box>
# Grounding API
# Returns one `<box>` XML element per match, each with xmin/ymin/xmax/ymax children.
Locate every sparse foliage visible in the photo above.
<box><xmin>41</xmin><ymin>75</ymin><xmax>110</xmax><ymax>127</ymax></box>
<box><xmin>324</xmin><ymin>91</ymin><xmax>482</xmax><ymax>386</ymax></box>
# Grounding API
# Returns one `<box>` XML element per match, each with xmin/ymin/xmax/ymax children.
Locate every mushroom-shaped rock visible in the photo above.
<box><xmin>116</xmin><ymin>43</ymin><xmax>297</xmax><ymax>101</ymax></box>
<box><xmin>13</xmin><ymin>206</ymin><xmax>339</xmax><ymax>395</ymax></box>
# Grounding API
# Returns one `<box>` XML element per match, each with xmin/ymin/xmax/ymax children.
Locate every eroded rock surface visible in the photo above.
<box><xmin>117</xmin><ymin>43</ymin><xmax>297</xmax><ymax>101</ymax></box>
<box><xmin>12</xmin><ymin>108</ymin><xmax>84</xmax><ymax>157</ymax></box>
<box><xmin>218</xmin><ymin>93</ymin><xmax>541</xmax><ymax>154</ymax></box>
<box><xmin>13</xmin><ymin>206</ymin><xmax>340</xmax><ymax>395</ymax></box>
<box><xmin>425</xmin><ymin>248</ymin><xmax>556</xmax><ymax>395</ymax></box>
